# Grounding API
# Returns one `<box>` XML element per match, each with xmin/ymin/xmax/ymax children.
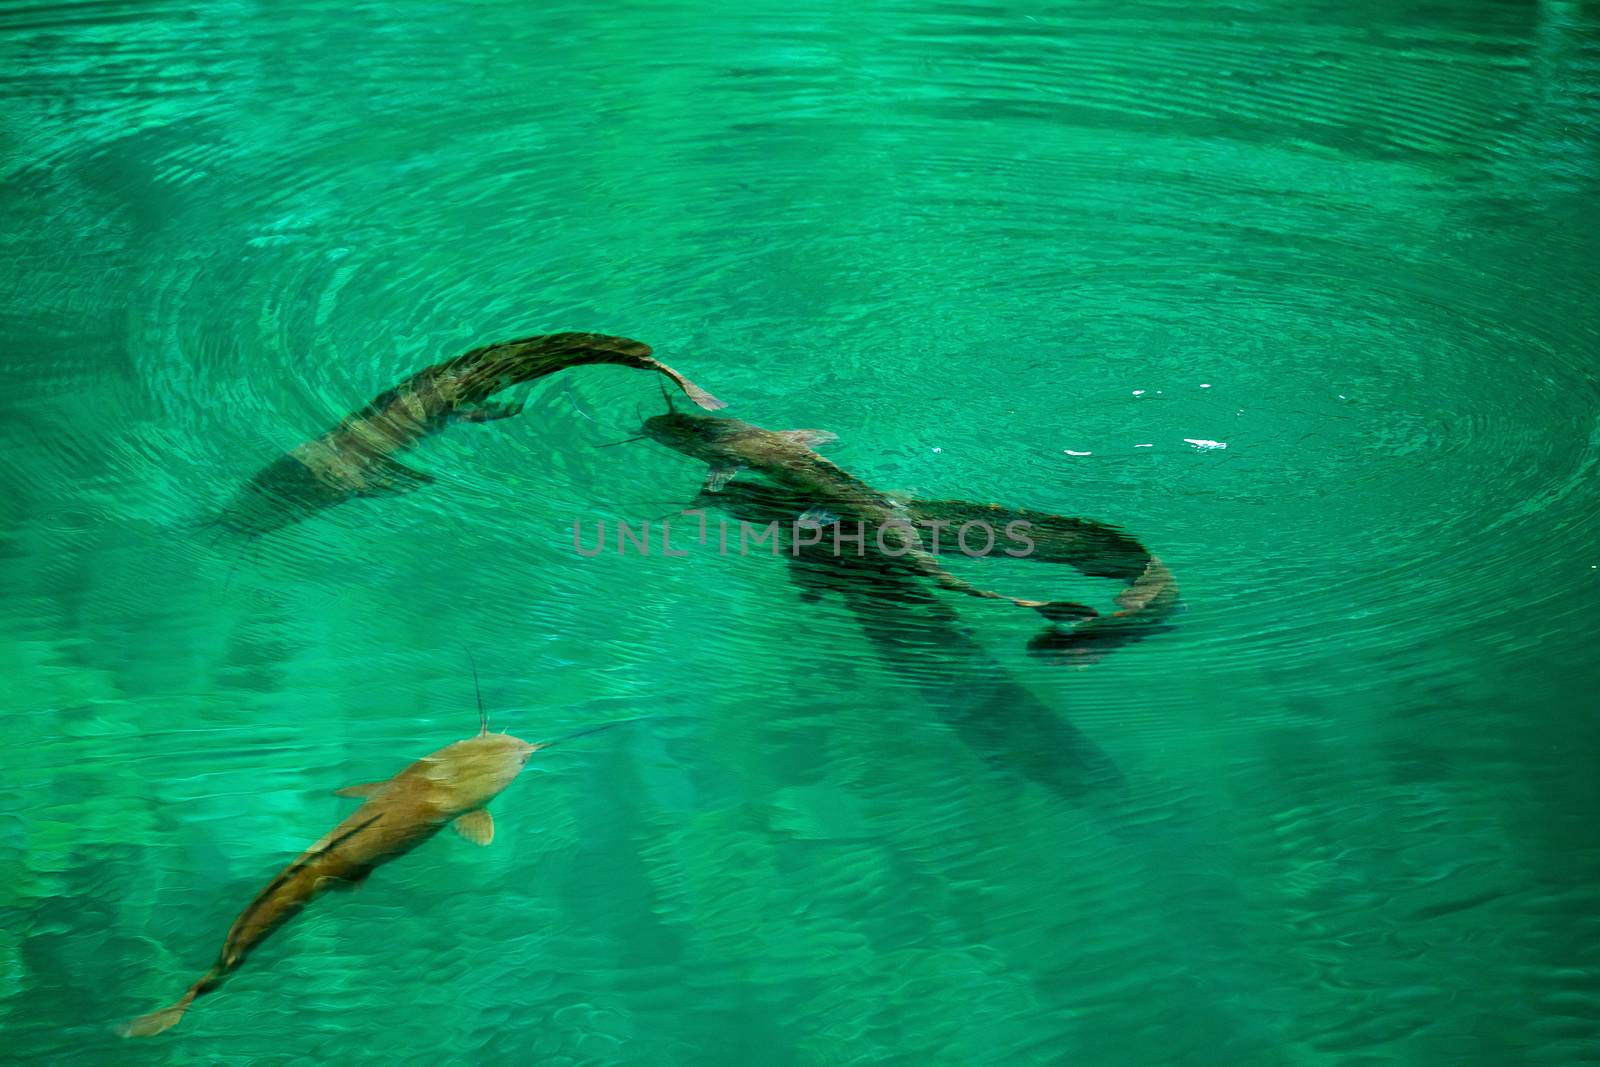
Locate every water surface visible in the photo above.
<box><xmin>2</xmin><ymin>1</ymin><xmax>1598</xmax><ymax>1064</ymax></box>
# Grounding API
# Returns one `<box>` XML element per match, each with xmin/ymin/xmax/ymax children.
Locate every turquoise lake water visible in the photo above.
<box><xmin>3</xmin><ymin>1</ymin><xmax>1599</xmax><ymax>1064</ymax></box>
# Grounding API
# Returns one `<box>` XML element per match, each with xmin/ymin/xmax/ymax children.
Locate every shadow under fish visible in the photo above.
<box><xmin>685</xmin><ymin>480</ymin><xmax>1127</xmax><ymax>802</ymax></box>
<box><xmin>218</xmin><ymin>332</ymin><xmax>724</xmax><ymax>538</ymax></box>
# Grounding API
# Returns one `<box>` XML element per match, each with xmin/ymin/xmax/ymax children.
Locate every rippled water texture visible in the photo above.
<box><xmin>4</xmin><ymin>1</ymin><xmax>1599</xmax><ymax>1064</ymax></box>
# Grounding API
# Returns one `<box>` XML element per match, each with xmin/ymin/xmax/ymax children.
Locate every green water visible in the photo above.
<box><xmin>3</xmin><ymin>1</ymin><xmax>1599</xmax><ymax>1064</ymax></box>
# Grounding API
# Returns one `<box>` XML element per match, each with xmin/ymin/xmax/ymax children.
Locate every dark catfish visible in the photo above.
<box><xmin>640</xmin><ymin>410</ymin><xmax>1097</xmax><ymax>623</ymax></box>
<box><xmin>903</xmin><ymin>499</ymin><xmax>1181</xmax><ymax>664</ymax></box>
<box><xmin>220</xmin><ymin>332</ymin><xmax>724</xmax><ymax>537</ymax></box>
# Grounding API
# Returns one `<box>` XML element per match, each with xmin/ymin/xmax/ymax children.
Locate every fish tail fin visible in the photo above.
<box><xmin>651</xmin><ymin>359</ymin><xmax>726</xmax><ymax>411</ymax></box>
<box><xmin>118</xmin><ymin>996</ymin><xmax>192</xmax><ymax>1039</ymax></box>
<box><xmin>118</xmin><ymin>968</ymin><xmax>219</xmax><ymax>1039</ymax></box>
<box><xmin>680</xmin><ymin>380</ymin><xmax>725</xmax><ymax>411</ymax></box>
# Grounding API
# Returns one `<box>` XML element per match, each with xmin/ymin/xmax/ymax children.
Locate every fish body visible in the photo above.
<box><xmin>641</xmin><ymin>411</ymin><xmax>1103</xmax><ymax>622</ymax></box>
<box><xmin>221</xmin><ymin>332</ymin><xmax>724</xmax><ymax>537</ymax></box>
<box><xmin>120</xmin><ymin>731</ymin><xmax>536</xmax><ymax>1038</ymax></box>
<box><xmin>902</xmin><ymin>498</ymin><xmax>1181</xmax><ymax>663</ymax></box>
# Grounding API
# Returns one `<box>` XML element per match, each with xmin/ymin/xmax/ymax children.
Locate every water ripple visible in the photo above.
<box><xmin>2</xmin><ymin>0</ymin><xmax>1599</xmax><ymax>1064</ymax></box>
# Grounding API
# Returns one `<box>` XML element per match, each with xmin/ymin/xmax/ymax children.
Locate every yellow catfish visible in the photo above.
<box><xmin>120</xmin><ymin>703</ymin><xmax>618</xmax><ymax>1038</ymax></box>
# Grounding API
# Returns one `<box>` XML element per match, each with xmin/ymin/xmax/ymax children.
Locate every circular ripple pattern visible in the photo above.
<box><xmin>2</xmin><ymin>2</ymin><xmax>1598</xmax><ymax>1066</ymax></box>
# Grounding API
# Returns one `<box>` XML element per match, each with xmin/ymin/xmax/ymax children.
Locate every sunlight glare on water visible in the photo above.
<box><xmin>2</xmin><ymin>1</ymin><xmax>1598</xmax><ymax>1065</ymax></box>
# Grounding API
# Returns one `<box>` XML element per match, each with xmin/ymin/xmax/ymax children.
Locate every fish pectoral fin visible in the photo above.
<box><xmin>333</xmin><ymin>781</ymin><xmax>387</xmax><ymax>799</ymax></box>
<box><xmin>358</xmin><ymin>457</ymin><xmax>437</xmax><ymax>497</ymax></box>
<box><xmin>452</xmin><ymin>809</ymin><xmax>494</xmax><ymax>846</ymax></box>
<box><xmin>796</xmin><ymin>506</ymin><xmax>838</xmax><ymax>529</ymax></box>
<box><xmin>777</xmin><ymin>429</ymin><xmax>839</xmax><ymax>449</ymax></box>
<box><xmin>703</xmin><ymin>466</ymin><xmax>742</xmax><ymax>492</ymax></box>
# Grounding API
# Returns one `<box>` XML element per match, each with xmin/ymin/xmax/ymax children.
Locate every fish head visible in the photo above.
<box><xmin>433</xmin><ymin>732</ymin><xmax>540</xmax><ymax>810</ymax></box>
<box><xmin>642</xmin><ymin>411</ymin><xmax>749</xmax><ymax>464</ymax></box>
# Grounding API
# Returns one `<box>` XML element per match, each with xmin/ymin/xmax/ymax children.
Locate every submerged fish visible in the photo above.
<box><xmin>119</xmin><ymin>707</ymin><xmax>613</xmax><ymax>1038</ymax></box>
<box><xmin>902</xmin><ymin>499</ymin><xmax>1181</xmax><ymax>664</ymax></box>
<box><xmin>640</xmin><ymin>410</ymin><xmax>1097</xmax><ymax>623</ymax></box>
<box><xmin>219</xmin><ymin>332</ymin><xmax>724</xmax><ymax>538</ymax></box>
<box><xmin>641</xmin><ymin>410</ymin><xmax>1178</xmax><ymax>654</ymax></box>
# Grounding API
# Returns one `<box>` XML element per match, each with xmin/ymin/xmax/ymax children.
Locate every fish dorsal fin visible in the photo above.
<box><xmin>453</xmin><ymin>809</ymin><xmax>494</xmax><ymax>846</ymax></box>
<box><xmin>334</xmin><ymin>781</ymin><xmax>387</xmax><ymax>800</ymax></box>
<box><xmin>777</xmin><ymin>429</ymin><xmax>838</xmax><ymax>450</ymax></box>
